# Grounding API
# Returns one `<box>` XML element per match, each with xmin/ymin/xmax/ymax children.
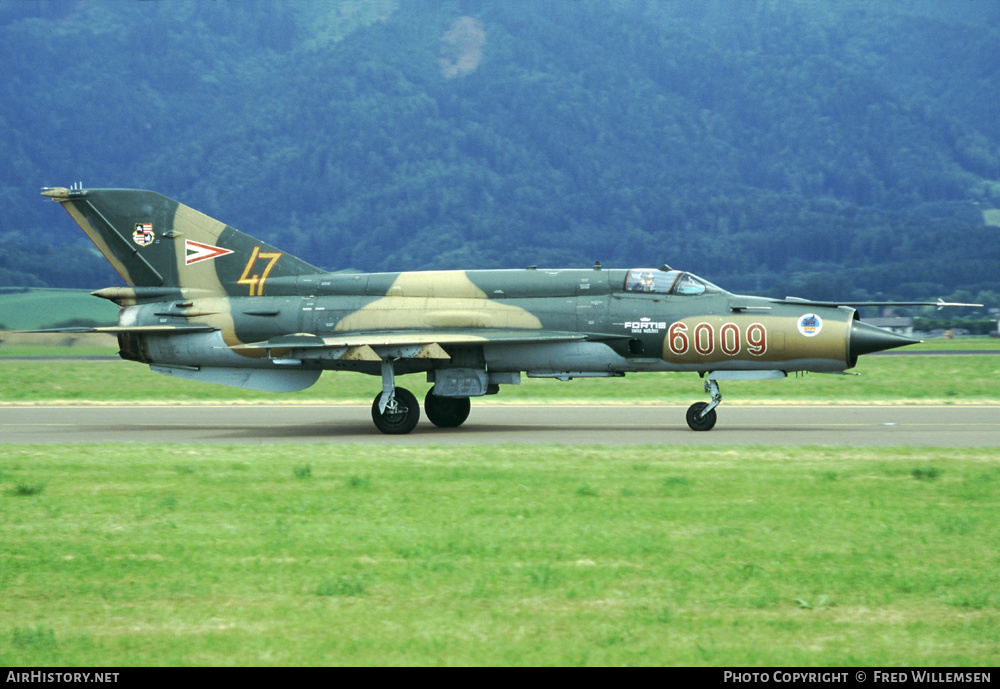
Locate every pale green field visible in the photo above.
<box><xmin>0</xmin><ymin>291</ymin><xmax>118</xmax><ymax>330</ymax></box>
<box><xmin>1</xmin><ymin>444</ymin><xmax>998</xmax><ymax>666</ymax></box>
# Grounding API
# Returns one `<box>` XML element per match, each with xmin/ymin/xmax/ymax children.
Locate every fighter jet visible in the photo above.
<box><xmin>31</xmin><ymin>186</ymin><xmax>977</xmax><ymax>433</ymax></box>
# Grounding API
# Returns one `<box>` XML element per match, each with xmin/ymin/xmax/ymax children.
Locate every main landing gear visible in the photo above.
<box><xmin>424</xmin><ymin>387</ymin><xmax>471</xmax><ymax>428</ymax></box>
<box><xmin>686</xmin><ymin>379</ymin><xmax>721</xmax><ymax>431</ymax></box>
<box><xmin>371</xmin><ymin>388</ymin><xmax>420</xmax><ymax>435</ymax></box>
<box><xmin>370</xmin><ymin>387</ymin><xmax>472</xmax><ymax>434</ymax></box>
<box><xmin>370</xmin><ymin>360</ymin><xmax>471</xmax><ymax>434</ymax></box>
<box><xmin>371</xmin><ymin>359</ymin><xmax>419</xmax><ymax>435</ymax></box>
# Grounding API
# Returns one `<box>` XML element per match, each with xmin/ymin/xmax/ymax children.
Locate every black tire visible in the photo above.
<box><xmin>686</xmin><ymin>402</ymin><xmax>717</xmax><ymax>431</ymax></box>
<box><xmin>371</xmin><ymin>388</ymin><xmax>420</xmax><ymax>435</ymax></box>
<box><xmin>424</xmin><ymin>387</ymin><xmax>471</xmax><ymax>428</ymax></box>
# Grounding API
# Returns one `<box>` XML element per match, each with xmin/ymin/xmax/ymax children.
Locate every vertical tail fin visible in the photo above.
<box><xmin>42</xmin><ymin>187</ymin><xmax>322</xmax><ymax>296</ymax></box>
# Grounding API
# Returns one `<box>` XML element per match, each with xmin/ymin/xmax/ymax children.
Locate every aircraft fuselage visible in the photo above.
<box><xmin>116</xmin><ymin>267</ymin><xmax>862</xmax><ymax>379</ymax></box>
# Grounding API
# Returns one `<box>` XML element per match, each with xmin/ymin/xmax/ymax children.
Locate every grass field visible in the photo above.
<box><xmin>1</xmin><ymin>340</ymin><xmax>998</xmax><ymax>666</ymax></box>
<box><xmin>0</xmin><ymin>290</ymin><xmax>118</xmax><ymax>331</ymax></box>
<box><xmin>1</xmin><ymin>444</ymin><xmax>998</xmax><ymax>666</ymax></box>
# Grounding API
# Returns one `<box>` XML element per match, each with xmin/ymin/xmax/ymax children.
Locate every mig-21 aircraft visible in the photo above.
<box><xmin>28</xmin><ymin>185</ymin><xmax>977</xmax><ymax>434</ymax></box>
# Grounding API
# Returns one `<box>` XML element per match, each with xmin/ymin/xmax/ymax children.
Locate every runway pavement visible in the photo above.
<box><xmin>2</xmin><ymin>403</ymin><xmax>997</xmax><ymax>446</ymax></box>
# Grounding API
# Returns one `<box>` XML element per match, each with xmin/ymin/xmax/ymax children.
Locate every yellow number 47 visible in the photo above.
<box><xmin>237</xmin><ymin>246</ymin><xmax>282</xmax><ymax>296</ymax></box>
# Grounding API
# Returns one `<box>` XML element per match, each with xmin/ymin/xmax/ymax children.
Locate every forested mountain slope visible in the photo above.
<box><xmin>1</xmin><ymin>0</ymin><xmax>998</xmax><ymax>306</ymax></box>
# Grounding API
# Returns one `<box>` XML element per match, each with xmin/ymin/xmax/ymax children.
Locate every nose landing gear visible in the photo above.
<box><xmin>686</xmin><ymin>379</ymin><xmax>720</xmax><ymax>431</ymax></box>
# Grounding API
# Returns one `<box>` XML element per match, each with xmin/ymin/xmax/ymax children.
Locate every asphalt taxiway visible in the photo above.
<box><xmin>2</xmin><ymin>403</ymin><xmax>997</xmax><ymax>447</ymax></box>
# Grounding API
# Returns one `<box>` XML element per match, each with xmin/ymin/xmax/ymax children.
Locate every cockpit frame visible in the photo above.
<box><xmin>623</xmin><ymin>268</ymin><xmax>716</xmax><ymax>296</ymax></box>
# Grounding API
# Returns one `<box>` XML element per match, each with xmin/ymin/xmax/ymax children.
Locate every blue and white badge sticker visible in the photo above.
<box><xmin>797</xmin><ymin>313</ymin><xmax>823</xmax><ymax>337</ymax></box>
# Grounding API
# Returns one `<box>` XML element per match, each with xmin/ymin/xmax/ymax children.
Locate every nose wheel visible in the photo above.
<box><xmin>686</xmin><ymin>379</ymin><xmax>721</xmax><ymax>431</ymax></box>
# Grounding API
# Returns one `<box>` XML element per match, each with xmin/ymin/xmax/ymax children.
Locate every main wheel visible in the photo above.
<box><xmin>424</xmin><ymin>387</ymin><xmax>471</xmax><ymax>428</ymax></box>
<box><xmin>686</xmin><ymin>402</ymin><xmax>717</xmax><ymax>431</ymax></box>
<box><xmin>371</xmin><ymin>388</ymin><xmax>420</xmax><ymax>435</ymax></box>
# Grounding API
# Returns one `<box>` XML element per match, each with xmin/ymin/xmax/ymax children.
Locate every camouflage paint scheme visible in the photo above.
<box><xmin>37</xmin><ymin>187</ymin><xmax>925</xmax><ymax>433</ymax></box>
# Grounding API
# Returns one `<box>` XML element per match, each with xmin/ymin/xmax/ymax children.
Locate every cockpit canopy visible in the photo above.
<box><xmin>623</xmin><ymin>269</ymin><xmax>719</xmax><ymax>296</ymax></box>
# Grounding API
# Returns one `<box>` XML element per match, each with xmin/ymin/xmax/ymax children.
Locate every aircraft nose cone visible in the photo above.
<box><xmin>849</xmin><ymin>319</ymin><xmax>920</xmax><ymax>362</ymax></box>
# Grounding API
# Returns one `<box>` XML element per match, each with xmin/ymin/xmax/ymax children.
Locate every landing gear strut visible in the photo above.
<box><xmin>371</xmin><ymin>359</ymin><xmax>420</xmax><ymax>434</ymax></box>
<box><xmin>371</xmin><ymin>388</ymin><xmax>419</xmax><ymax>434</ymax></box>
<box><xmin>686</xmin><ymin>379</ymin><xmax>720</xmax><ymax>431</ymax></box>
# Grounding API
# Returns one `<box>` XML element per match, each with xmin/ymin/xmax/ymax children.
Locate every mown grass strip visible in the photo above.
<box><xmin>1</xmin><ymin>444</ymin><xmax>998</xmax><ymax>666</ymax></box>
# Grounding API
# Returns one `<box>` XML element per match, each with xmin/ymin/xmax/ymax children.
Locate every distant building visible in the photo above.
<box><xmin>864</xmin><ymin>317</ymin><xmax>914</xmax><ymax>338</ymax></box>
